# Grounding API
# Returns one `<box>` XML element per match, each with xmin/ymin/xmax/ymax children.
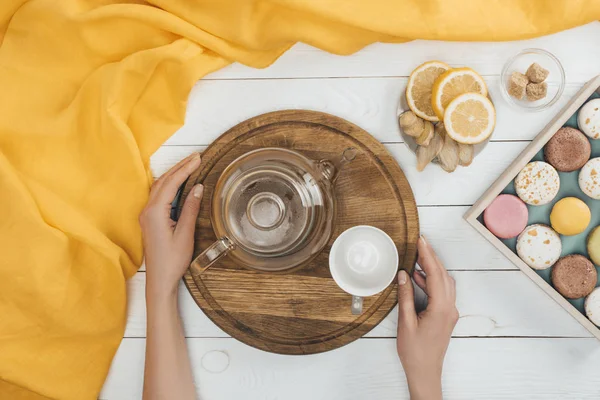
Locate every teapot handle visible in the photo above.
<box><xmin>318</xmin><ymin>147</ymin><xmax>357</xmax><ymax>183</ymax></box>
<box><xmin>190</xmin><ymin>237</ymin><xmax>235</xmax><ymax>276</ymax></box>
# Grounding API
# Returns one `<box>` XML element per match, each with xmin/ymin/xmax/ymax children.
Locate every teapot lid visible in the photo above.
<box><xmin>211</xmin><ymin>148</ymin><xmax>331</xmax><ymax>268</ymax></box>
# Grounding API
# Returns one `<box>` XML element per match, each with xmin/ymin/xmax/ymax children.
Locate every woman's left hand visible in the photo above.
<box><xmin>139</xmin><ymin>152</ymin><xmax>203</xmax><ymax>300</ymax></box>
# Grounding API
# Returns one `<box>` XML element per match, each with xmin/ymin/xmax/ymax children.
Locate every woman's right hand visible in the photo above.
<box><xmin>396</xmin><ymin>236</ymin><xmax>459</xmax><ymax>400</ymax></box>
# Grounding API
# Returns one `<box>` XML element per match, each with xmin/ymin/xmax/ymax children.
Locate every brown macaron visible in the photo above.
<box><xmin>551</xmin><ymin>254</ymin><xmax>597</xmax><ymax>299</ymax></box>
<box><xmin>544</xmin><ymin>127</ymin><xmax>591</xmax><ymax>172</ymax></box>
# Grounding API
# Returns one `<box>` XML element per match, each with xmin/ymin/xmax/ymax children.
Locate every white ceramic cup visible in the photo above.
<box><xmin>329</xmin><ymin>225</ymin><xmax>399</xmax><ymax>314</ymax></box>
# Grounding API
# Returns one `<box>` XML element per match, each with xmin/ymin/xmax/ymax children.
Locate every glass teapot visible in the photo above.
<box><xmin>190</xmin><ymin>147</ymin><xmax>356</xmax><ymax>275</ymax></box>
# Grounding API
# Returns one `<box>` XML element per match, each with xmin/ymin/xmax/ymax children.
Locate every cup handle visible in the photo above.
<box><xmin>190</xmin><ymin>237</ymin><xmax>234</xmax><ymax>277</ymax></box>
<box><xmin>351</xmin><ymin>296</ymin><xmax>363</xmax><ymax>315</ymax></box>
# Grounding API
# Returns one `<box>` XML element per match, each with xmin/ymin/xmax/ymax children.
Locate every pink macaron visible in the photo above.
<box><xmin>484</xmin><ymin>194</ymin><xmax>529</xmax><ymax>239</ymax></box>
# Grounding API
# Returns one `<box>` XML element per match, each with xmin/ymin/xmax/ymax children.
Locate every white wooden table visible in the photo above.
<box><xmin>101</xmin><ymin>22</ymin><xmax>600</xmax><ymax>399</ymax></box>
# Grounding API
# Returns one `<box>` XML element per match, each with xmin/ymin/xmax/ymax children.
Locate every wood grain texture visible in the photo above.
<box><xmin>101</xmin><ymin>337</ymin><xmax>600</xmax><ymax>400</ymax></box>
<box><xmin>153</xmin><ymin>142</ymin><xmax>531</xmax><ymax>207</ymax></box>
<box><xmin>176</xmin><ymin>110</ymin><xmax>419</xmax><ymax>354</ymax></box>
<box><xmin>142</xmin><ymin>203</ymin><xmax>524</xmax><ymax>274</ymax></box>
<box><xmin>206</xmin><ymin>23</ymin><xmax>600</xmax><ymax>81</ymax></box>
<box><xmin>102</xmin><ymin>26</ymin><xmax>600</xmax><ymax>399</ymax></box>
<box><xmin>167</xmin><ymin>77</ymin><xmax>581</xmax><ymax>145</ymax></box>
<box><xmin>124</xmin><ymin>270</ymin><xmax>592</xmax><ymax>339</ymax></box>
<box><xmin>465</xmin><ymin>76</ymin><xmax>600</xmax><ymax>341</ymax></box>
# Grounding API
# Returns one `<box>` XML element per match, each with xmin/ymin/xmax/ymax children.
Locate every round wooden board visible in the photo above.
<box><xmin>177</xmin><ymin>110</ymin><xmax>419</xmax><ymax>355</ymax></box>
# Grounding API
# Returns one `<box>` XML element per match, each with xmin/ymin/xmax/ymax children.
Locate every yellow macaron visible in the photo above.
<box><xmin>550</xmin><ymin>197</ymin><xmax>591</xmax><ymax>236</ymax></box>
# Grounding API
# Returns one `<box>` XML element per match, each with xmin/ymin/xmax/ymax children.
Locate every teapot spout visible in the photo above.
<box><xmin>318</xmin><ymin>147</ymin><xmax>357</xmax><ymax>184</ymax></box>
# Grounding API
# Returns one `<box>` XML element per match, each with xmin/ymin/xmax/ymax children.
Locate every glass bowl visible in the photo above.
<box><xmin>500</xmin><ymin>48</ymin><xmax>565</xmax><ymax>112</ymax></box>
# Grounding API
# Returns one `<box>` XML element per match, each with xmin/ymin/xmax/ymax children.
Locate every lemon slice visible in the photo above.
<box><xmin>444</xmin><ymin>92</ymin><xmax>496</xmax><ymax>144</ymax></box>
<box><xmin>406</xmin><ymin>61</ymin><xmax>450</xmax><ymax>122</ymax></box>
<box><xmin>432</xmin><ymin>68</ymin><xmax>488</xmax><ymax>120</ymax></box>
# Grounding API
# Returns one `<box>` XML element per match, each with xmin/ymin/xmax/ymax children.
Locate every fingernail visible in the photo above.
<box><xmin>193</xmin><ymin>184</ymin><xmax>204</xmax><ymax>198</ymax></box>
<box><xmin>419</xmin><ymin>235</ymin><xmax>428</xmax><ymax>246</ymax></box>
<box><xmin>398</xmin><ymin>270</ymin><xmax>408</xmax><ymax>285</ymax></box>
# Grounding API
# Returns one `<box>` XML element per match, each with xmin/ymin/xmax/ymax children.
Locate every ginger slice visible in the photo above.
<box><xmin>416</xmin><ymin>130</ymin><xmax>443</xmax><ymax>171</ymax></box>
<box><xmin>399</xmin><ymin>111</ymin><xmax>425</xmax><ymax>138</ymax></box>
<box><xmin>437</xmin><ymin>124</ymin><xmax>459</xmax><ymax>173</ymax></box>
<box><xmin>458</xmin><ymin>143</ymin><xmax>474</xmax><ymax>166</ymax></box>
<box><xmin>415</xmin><ymin>121</ymin><xmax>435</xmax><ymax>146</ymax></box>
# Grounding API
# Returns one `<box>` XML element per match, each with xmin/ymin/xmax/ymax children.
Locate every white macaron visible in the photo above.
<box><xmin>578</xmin><ymin>98</ymin><xmax>600</xmax><ymax>139</ymax></box>
<box><xmin>516</xmin><ymin>224</ymin><xmax>562</xmax><ymax>270</ymax></box>
<box><xmin>514</xmin><ymin>161</ymin><xmax>560</xmax><ymax>206</ymax></box>
<box><xmin>579</xmin><ymin>157</ymin><xmax>600</xmax><ymax>200</ymax></box>
<box><xmin>585</xmin><ymin>287</ymin><xmax>600</xmax><ymax>326</ymax></box>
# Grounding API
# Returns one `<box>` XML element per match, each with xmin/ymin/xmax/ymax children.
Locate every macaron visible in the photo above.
<box><xmin>587</xmin><ymin>226</ymin><xmax>600</xmax><ymax>266</ymax></box>
<box><xmin>544</xmin><ymin>127</ymin><xmax>591</xmax><ymax>172</ymax></box>
<box><xmin>550</xmin><ymin>197</ymin><xmax>591</xmax><ymax>236</ymax></box>
<box><xmin>586</xmin><ymin>287</ymin><xmax>600</xmax><ymax>326</ymax></box>
<box><xmin>579</xmin><ymin>157</ymin><xmax>600</xmax><ymax>200</ymax></box>
<box><xmin>483</xmin><ymin>194</ymin><xmax>528</xmax><ymax>239</ymax></box>
<box><xmin>551</xmin><ymin>255</ymin><xmax>597</xmax><ymax>299</ymax></box>
<box><xmin>516</xmin><ymin>224</ymin><xmax>562</xmax><ymax>270</ymax></box>
<box><xmin>577</xmin><ymin>98</ymin><xmax>600</xmax><ymax>139</ymax></box>
<box><xmin>514</xmin><ymin>161</ymin><xmax>560</xmax><ymax>206</ymax></box>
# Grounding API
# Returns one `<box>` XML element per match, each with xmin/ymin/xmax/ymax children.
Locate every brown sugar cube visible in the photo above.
<box><xmin>526</xmin><ymin>63</ymin><xmax>549</xmax><ymax>83</ymax></box>
<box><xmin>526</xmin><ymin>82</ymin><xmax>547</xmax><ymax>101</ymax></box>
<box><xmin>508</xmin><ymin>71</ymin><xmax>528</xmax><ymax>99</ymax></box>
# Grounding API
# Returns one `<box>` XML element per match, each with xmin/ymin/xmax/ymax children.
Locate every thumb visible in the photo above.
<box><xmin>175</xmin><ymin>184</ymin><xmax>203</xmax><ymax>238</ymax></box>
<box><xmin>397</xmin><ymin>270</ymin><xmax>417</xmax><ymax>328</ymax></box>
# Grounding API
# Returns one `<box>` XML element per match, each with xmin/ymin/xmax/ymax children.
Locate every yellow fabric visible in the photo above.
<box><xmin>0</xmin><ymin>0</ymin><xmax>598</xmax><ymax>398</ymax></box>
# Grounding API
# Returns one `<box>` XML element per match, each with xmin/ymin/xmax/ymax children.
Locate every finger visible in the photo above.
<box><xmin>150</xmin><ymin>153</ymin><xmax>200</xmax><ymax>201</ymax></box>
<box><xmin>425</xmin><ymin>239</ymin><xmax>455</xmax><ymax>299</ymax></box>
<box><xmin>150</xmin><ymin>153</ymin><xmax>196</xmax><ymax>195</ymax></box>
<box><xmin>413</xmin><ymin>270</ymin><xmax>428</xmax><ymax>294</ymax></box>
<box><xmin>446</xmin><ymin>273</ymin><xmax>457</xmax><ymax>300</ymax></box>
<box><xmin>155</xmin><ymin>154</ymin><xmax>201</xmax><ymax>204</ymax></box>
<box><xmin>175</xmin><ymin>184</ymin><xmax>204</xmax><ymax>239</ymax></box>
<box><xmin>417</xmin><ymin>236</ymin><xmax>444</xmax><ymax>283</ymax></box>
<box><xmin>417</xmin><ymin>236</ymin><xmax>453</xmax><ymax>309</ymax></box>
<box><xmin>397</xmin><ymin>270</ymin><xmax>417</xmax><ymax>328</ymax></box>
<box><xmin>423</xmin><ymin>236</ymin><xmax>453</xmax><ymax>285</ymax></box>
<box><xmin>432</xmin><ymin>249</ymin><xmax>453</xmax><ymax>286</ymax></box>
<box><xmin>438</xmin><ymin>254</ymin><xmax>454</xmax><ymax>293</ymax></box>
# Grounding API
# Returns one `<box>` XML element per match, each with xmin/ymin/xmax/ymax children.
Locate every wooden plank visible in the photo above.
<box><xmin>151</xmin><ymin>142</ymin><xmax>531</xmax><ymax>206</ymax></box>
<box><xmin>167</xmin><ymin>76</ymin><xmax>581</xmax><ymax>145</ymax></box>
<box><xmin>150</xmin><ymin>140</ymin><xmax>524</xmax><ymax>264</ymax></box>
<box><xmin>465</xmin><ymin>76</ymin><xmax>600</xmax><ymax>342</ymax></box>
<box><xmin>204</xmin><ymin>22</ymin><xmax>600</xmax><ymax>80</ymax></box>
<box><xmin>100</xmin><ymin>337</ymin><xmax>600</xmax><ymax>400</ymax></box>
<box><xmin>415</xmin><ymin>206</ymin><xmax>515</xmax><ymax>270</ymax></box>
<box><xmin>124</xmin><ymin>270</ymin><xmax>591</xmax><ymax>339</ymax></box>
<box><xmin>137</xmin><ymin>205</ymin><xmax>514</xmax><ymax>272</ymax></box>
<box><xmin>107</xmin><ymin>25</ymin><xmax>600</xmax><ymax>400</ymax></box>
<box><xmin>466</xmin><ymin>76</ymin><xmax>600</xmax><ymax>221</ymax></box>
<box><xmin>172</xmin><ymin>110</ymin><xmax>419</xmax><ymax>355</ymax></box>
